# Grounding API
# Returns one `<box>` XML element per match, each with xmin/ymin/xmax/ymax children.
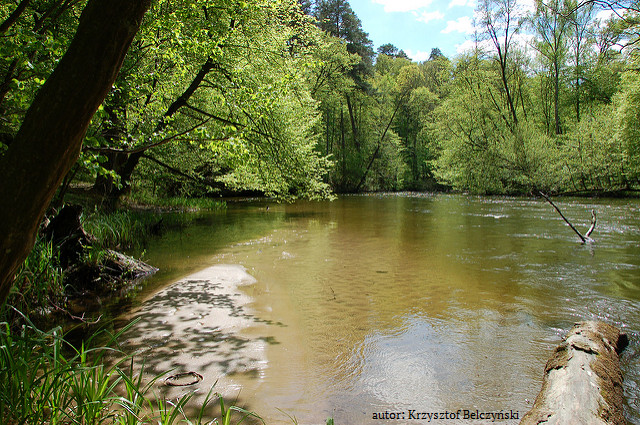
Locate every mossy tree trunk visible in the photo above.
<box><xmin>0</xmin><ymin>0</ymin><xmax>151</xmax><ymax>306</ymax></box>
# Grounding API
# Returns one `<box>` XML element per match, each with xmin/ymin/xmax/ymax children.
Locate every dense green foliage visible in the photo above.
<box><xmin>302</xmin><ymin>0</ymin><xmax>640</xmax><ymax>194</ymax></box>
<box><xmin>424</xmin><ymin>0</ymin><xmax>640</xmax><ymax>194</ymax></box>
<box><xmin>2</xmin><ymin>0</ymin><xmax>639</xmax><ymax>198</ymax></box>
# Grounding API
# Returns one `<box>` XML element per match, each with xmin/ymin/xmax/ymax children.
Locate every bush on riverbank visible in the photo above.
<box><xmin>6</xmin><ymin>237</ymin><xmax>65</xmax><ymax>323</ymax></box>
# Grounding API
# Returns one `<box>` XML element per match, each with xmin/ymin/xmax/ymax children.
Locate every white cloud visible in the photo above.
<box><xmin>518</xmin><ymin>0</ymin><xmax>536</xmax><ymax>14</ymax></box>
<box><xmin>455</xmin><ymin>39</ymin><xmax>481</xmax><ymax>54</ymax></box>
<box><xmin>372</xmin><ymin>0</ymin><xmax>434</xmax><ymax>13</ymax></box>
<box><xmin>442</xmin><ymin>16</ymin><xmax>475</xmax><ymax>34</ymax></box>
<box><xmin>594</xmin><ymin>8</ymin><xmax>624</xmax><ymax>23</ymax></box>
<box><xmin>455</xmin><ymin>31</ymin><xmax>535</xmax><ymax>55</ymax></box>
<box><xmin>595</xmin><ymin>9</ymin><xmax>614</xmax><ymax>22</ymax></box>
<box><xmin>417</xmin><ymin>10</ymin><xmax>445</xmax><ymax>23</ymax></box>
<box><xmin>448</xmin><ymin>0</ymin><xmax>475</xmax><ymax>8</ymax></box>
<box><xmin>405</xmin><ymin>49</ymin><xmax>432</xmax><ymax>61</ymax></box>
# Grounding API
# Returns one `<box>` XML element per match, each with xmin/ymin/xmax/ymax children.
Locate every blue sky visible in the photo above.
<box><xmin>348</xmin><ymin>0</ymin><xmax>479</xmax><ymax>61</ymax></box>
<box><xmin>347</xmin><ymin>0</ymin><xmax>617</xmax><ymax>62</ymax></box>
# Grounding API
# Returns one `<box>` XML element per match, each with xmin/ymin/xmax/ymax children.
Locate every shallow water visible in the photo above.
<box><xmin>121</xmin><ymin>194</ymin><xmax>640</xmax><ymax>424</ymax></box>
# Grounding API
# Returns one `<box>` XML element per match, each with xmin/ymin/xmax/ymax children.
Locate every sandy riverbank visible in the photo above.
<box><xmin>119</xmin><ymin>264</ymin><xmax>268</xmax><ymax>413</ymax></box>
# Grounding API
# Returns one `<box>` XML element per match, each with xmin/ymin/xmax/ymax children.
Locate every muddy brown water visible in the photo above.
<box><xmin>120</xmin><ymin>194</ymin><xmax>640</xmax><ymax>424</ymax></box>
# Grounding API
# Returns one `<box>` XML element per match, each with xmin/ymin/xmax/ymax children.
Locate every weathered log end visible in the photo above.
<box><xmin>521</xmin><ymin>321</ymin><xmax>629</xmax><ymax>425</ymax></box>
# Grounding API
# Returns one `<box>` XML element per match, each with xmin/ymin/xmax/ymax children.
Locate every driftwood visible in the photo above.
<box><xmin>64</xmin><ymin>249</ymin><xmax>157</xmax><ymax>294</ymax></box>
<box><xmin>521</xmin><ymin>321</ymin><xmax>629</xmax><ymax>425</ymax></box>
<box><xmin>539</xmin><ymin>192</ymin><xmax>596</xmax><ymax>243</ymax></box>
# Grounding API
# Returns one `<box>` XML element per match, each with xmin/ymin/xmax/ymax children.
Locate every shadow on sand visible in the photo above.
<box><xmin>118</xmin><ymin>264</ymin><xmax>279</xmax><ymax>423</ymax></box>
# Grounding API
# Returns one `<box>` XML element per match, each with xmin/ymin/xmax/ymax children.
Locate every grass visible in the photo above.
<box><xmin>0</xmin><ymin>309</ymin><xmax>267</xmax><ymax>425</ymax></box>
<box><xmin>7</xmin><ymin>237</ymin><xmax>65</xmax><ymax>320</ymax></box>
<box><xmin>82</xmin><ymin>209</ymin><xmax>163</xmax><ymax>251</ymax></box>
<box><xmin>127</xmin><ymin>192</ymin><xmax>227</xmax><ymax>212</ymax></box>
<box><xmin>82</xmin><ymin>205</ymin><xmax>226</xmax><ymax>252</ymax></box>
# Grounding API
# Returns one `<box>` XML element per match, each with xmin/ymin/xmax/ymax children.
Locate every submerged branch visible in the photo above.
<box><xmin>539</xmin><ymin>191</ymin><xmax>595</xmax><ymax>243</ymax></box>
<box><xmin>586</xmin><ymin>209</ymin><xmax>597</xmax><ymax>238</ymax></box>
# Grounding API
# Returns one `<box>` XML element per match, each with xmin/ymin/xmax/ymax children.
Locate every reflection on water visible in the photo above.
<box><xmin>121</xmin><ymin>194</ymin><xmax>640</xmax><ymax>424</ymax></box>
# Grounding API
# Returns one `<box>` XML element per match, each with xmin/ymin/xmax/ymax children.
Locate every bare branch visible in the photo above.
<box><xmin>585</xmin><ymin>209</ymin><xmax>597</xmax><ymax>237</ymax></box>
<box><xmin>83</xmin><ymin>119</ymin><xmax>210</xmax><ymax>154</ymax></box>
<box><xmin>539</xmin><ymin>191</ymin><xmax>596</xmax><ymax>243</ymax></box>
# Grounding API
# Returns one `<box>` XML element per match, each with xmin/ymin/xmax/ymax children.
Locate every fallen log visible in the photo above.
<box><xmin>521</xmin><ymin>321</ymin><xmax>629</xmax><ymax>425</ymax></box>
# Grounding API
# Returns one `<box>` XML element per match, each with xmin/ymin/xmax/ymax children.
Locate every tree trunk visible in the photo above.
<box><xmin>521</xmin><ymin>321</ymin><xmax>628</xmax><ymax>425</ymax></box>
<box><xmin>340</xmin><ymin>105</ymin><xmax>346</xmax><ymax>188</ymax></box>
<box><xmin>554</xmin><ymin>58</ymin><xmax>561</xmax><ymax>135</ymax></box>
<box><xmin>92</xmin><ymin>151</ymin><xmax>129</xmax><ymax>198</ymax></box>
<box><xmin>0</xmin><ymin>0</ymin><xmax>151</xmax><ymax>306</ymax></box>
<box><xmin>575</xmin><ymin>39</ymin><xmax>581</xmax><ymax>123</ymax></box>
<box><xmin>345</xmin><ymin>93</ymin><xmax>359</xmax><ymax>150</ymax></box>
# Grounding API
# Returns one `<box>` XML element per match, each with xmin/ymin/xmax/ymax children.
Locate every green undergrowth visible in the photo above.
<box><xmin>127</xmin><ymin>192</ymin><xmax>227</xmax><ymax>212</ymax></box>
<box><xmin>0</xmin><ymin>309</ymin><xmax>267</xmax><ymax>425</ymax></box>
<box><xmin>7</xmin><ymin>237</ymin><xmax>65</xmax><ymax>322</ymax></box>
<box><xmin>83</xmin><ymin>209</ymin><xmax>164</xmax><ymax>251</ymax></box>
<box><xmin>7</xmin><ymin>207</ymin><xmax>167</xmax><ymax>324</ymax></box>
<box><xmin>6</xmin><ymin>210</ymin><xmax>156</xmax><ymax>321</ymax></box>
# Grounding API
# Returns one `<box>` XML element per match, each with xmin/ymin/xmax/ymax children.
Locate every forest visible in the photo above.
<box><xmin>1</xmin><ymin>0</ymin><xmax>639</xmax><ymax>205</ymax></box>
<box><xmin>0</xmin><ymin>0</ymin><xmax>639</xmax><ymax>422</ymax></box>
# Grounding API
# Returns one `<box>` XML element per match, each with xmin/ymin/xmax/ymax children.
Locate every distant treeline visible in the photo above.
<box><xmin>1</xmin><ymin>0</ymin><xmax>639</xmax><ymax>198</ymax></box>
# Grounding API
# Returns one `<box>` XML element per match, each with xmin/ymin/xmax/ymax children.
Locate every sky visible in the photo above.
<box><xmin>347</xmin><ymin>0</ymin><xmax>617</xmax><ymax>62</ymax></box>
<box><xmin>348</xmin><ymin>0</ymin><xmax>482</xmax><ymax>61</ymax></box>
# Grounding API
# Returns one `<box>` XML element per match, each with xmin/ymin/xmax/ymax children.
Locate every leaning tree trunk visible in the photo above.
<box><xmin>521</xmin><ymin>321</ymin><xmax>628</xmax><ymax>425</ymax></box>
<box><xmin>0</xmin><ymin>0</ymin><xmax>151</xmax><ymax>306</ymax></box>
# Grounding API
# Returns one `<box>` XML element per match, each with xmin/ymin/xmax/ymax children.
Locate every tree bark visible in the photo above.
<box><xmin>521</xmin><ymin>321</ymin><xmax>628</xmax><ymax>425</ymax></box>
<box><xmin>0</xmin><ymin>0</ymin><xmax>151</xmax><ymax>306</ymax></box>
<box><xmin>554</xmin><ymin>57</ymin><xmax>561</xmax><ymax>135</ymax></box>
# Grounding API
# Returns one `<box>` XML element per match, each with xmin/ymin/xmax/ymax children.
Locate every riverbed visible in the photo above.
<box><xmin>120</xmin><ymin>194</ymin><xmax>640</xmax><ymax>424</ymax></box>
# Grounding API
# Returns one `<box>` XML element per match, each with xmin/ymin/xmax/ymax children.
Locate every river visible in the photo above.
<box><xmin>119</xmin><ymin>194</ymin><xmax>640</xmax><ymax>424</ymax></box>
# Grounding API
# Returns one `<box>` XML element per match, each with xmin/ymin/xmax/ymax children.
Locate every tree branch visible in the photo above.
<box><xmin>539</xmin><ymin>191</ymin><xmax>595</xmax><ymax>243</ymax></box>
<box><xmin>84</xmin><ymin>119</ymin><xmax>211</xmax><ymax>155</ymax></box>
<box><xmin>585</xmin><ymin>209</ymin><xmax>597</xmax><ymax>238</ymax></box>
<box><xmin>141</xmin><ymin>153</ymin><xmax>212</xmax><ymax>188</ymax></box>
<box><xmin>0</xmin><ymin>0</ymin><xmax>31</xmax><ymax>33</ymax></box>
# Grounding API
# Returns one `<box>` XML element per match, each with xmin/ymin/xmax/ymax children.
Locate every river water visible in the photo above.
<box><xmin>120</xmin><ymin>194</ymin><xmax>640</xmax><ymax>424</ymax></box>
